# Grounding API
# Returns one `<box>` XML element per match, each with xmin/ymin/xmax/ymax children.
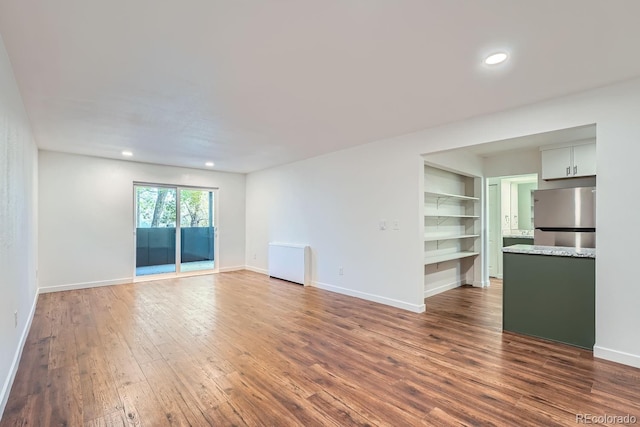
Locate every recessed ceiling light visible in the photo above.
<box><xmin>484</xmin><ymin>52</ymin><xmax>508</xmax><ymax>65</ymax></box>
<box><xmin>205</xmin><ymin>161</ymin><xmax>214</xmax><ymax>167</ymax></box>
<box><xmin>122</xmin><ymin>150</ymin><xmax>133</xmax><ymax>157</ymax></box>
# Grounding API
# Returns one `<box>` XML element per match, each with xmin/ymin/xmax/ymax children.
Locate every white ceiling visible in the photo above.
<box><xmin>1</xmin><ymin>1</ymin><xmax>640</xmax><ymax>173</ymax></box>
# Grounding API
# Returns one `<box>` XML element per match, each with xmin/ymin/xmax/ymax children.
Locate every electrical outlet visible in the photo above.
<box><xmin>14</xmin><ymin>311</ymin><xmax>17</xmax><ymax>328</ymax></box>
<box><xmin>392</xmin><ymin>220</ymin><xmax>400</xmax><ymax>230</ymax></box>
<box><xmin>253</xmin><ymin>253</ymin><xmax>257</xmax><ymax>260</ymax></box>
<box><xmin>379</xmin><ymin>220</ymin><xmax>387</xmax><ymax>231</ymax></box>
<box><xmin>339</xmin><ymin>267</ymin><xmax>344</xmax><ymax>276</ymax></box>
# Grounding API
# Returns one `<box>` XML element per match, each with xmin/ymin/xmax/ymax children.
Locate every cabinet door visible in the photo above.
<box><xmin>572</xmin><ymin>143</ymin><xmax>596</xmax><ymax>177</ymax></box>
<box><xmin>541</xmin><ymin>147</ymin><xmax>572</xmax><ymax>180</ymax></box>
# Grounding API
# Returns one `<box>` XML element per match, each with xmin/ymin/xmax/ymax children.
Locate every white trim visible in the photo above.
<box><xmin>212</xmin><ymin>188</ymin><xmax>220</xmax><ymax>275</ymax></box>
<box><xmin>176</xmin><ymin>270</ymin><xmax>215</xmax><ymax>278</ymax></box>
<box><xmin>134</xmin><ymin>267</ymin><xmax>222</xmax><ymax>283</ymax></box>
<box><xmin>312</xmin><ymin>281</ymin><xmax>425</xmax><ymax>313</ymax></box>
<box><xmin>218</xmin><ymin>265</ymin><xmax>246</xmax><ymax>273</ymax></box>
<box><xmin>424</xmin><ymin>280</ymin><xmax>463</xmax><ymax>298</ymax></box>
<box><xmin>0</xmin><ymin>291</ymin><xmax>39</xmax><ymax>418</ymax></box>
<box><xmin>538</xmin><ymin>138</ymin><xmax>595</xmax><ymax>152</ymax></box>
<box><xmin>594</xmin><ymin>345</ymin><xmax>640</xmax><ymax>369</ymax></box>
<box><xmin>134</xmin><ymin>272</ymin><xmax>178</xmax><ymax>283</ymax></box>
<box><xmin>38</xmin><ymin>277</ymin><xmax>132</xmax><ymax>293</ymax></box>
<box><xmin>244</xmin><ymin>265</ymin><xmax>268</xmax><ymax>275</ymax></box>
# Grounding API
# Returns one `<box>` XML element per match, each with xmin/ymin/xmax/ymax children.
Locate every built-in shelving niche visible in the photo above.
<box><xmin>424</xmin><ymin>165</ymin><xmax>482</xmax><ymax>298</ymax></box>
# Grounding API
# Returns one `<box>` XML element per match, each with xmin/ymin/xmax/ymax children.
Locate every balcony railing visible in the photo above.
<box><xmin>136</xmin><ymin>227</ymin><xmax>214</xmax><ymax>267</ymax></box>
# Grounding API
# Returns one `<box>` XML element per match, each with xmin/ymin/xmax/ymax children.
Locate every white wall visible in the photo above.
<box><xmin>0</xmin><ymin>35</ymin><xmax>38</xmax><ymax>417</ymax></box>
<box><xmin>424</xmin><ymin>149</ymin><xmax>484</xmax><ymax>177</ymax></box>
<box><xmin>484</xmin><ymin>148</ymin><xmax>540</xmax><ymax>178</ymax></box>
<box><xmin>38</xmin><ymin>151</ymin><xmax>246</xmax><ymax>291</ymax></box>
<box><xmin>246</xmin><ymin>76</ymin><xmax>640</xmax><ymax>368</ymax></box>
<box><xmin>246</xmin><ymin>142</ymin><xmax>425</xmax><ymax>312</ymax></box>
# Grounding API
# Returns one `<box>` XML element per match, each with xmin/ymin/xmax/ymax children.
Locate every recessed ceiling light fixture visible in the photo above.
<box><xmin>122</xmin><ymin>150</ymin><xmax>133</xmax><ymax>157</ymax></box>
<box><xmin>205</xmin><ymin>161</ymin><xmax>215</xmax><ymax>167</ymax></box>
<box><xmin>484</xmin><ymin>52</ymin><xmax>508</xmax><ymax>65</ymax></box>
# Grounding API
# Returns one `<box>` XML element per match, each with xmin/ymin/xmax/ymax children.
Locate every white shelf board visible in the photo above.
<box><xmin>424</xmin><ymin>251</ymin><xmax>479</xmax><ymax>265</ymax></box>
<box><xmin>424</xmin><ymin>234</ymin><xmax>480</xmax><ymax>242</ymax></box>
<box><xmin>424</xmin><ymin>191</ymin><xmax>479</xmax><ymax>201</ymax></box>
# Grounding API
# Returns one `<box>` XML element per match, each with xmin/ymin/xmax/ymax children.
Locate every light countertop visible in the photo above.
<box><xmin>502</xmin><ymin>244</ymin><xmax>595</xmax><ymax>259</ymax></box>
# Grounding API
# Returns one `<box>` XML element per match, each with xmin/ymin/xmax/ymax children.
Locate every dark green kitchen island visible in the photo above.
<box><xmin>502</xmin><ymin>244</ymin><xmax>595</xmax><ymax>349</ymax></box>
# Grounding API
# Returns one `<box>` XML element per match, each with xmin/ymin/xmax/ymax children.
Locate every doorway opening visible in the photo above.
<box><xmin>487</xmin><ymin>174</ymin><xmax>537</xmax><ymax>279</ymax></box>
<box><xmin>134</xmin><ymin>184</ymin><xmax>217</xmax><ymax>278</ymax></box>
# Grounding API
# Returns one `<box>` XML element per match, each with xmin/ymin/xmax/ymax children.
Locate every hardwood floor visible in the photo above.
<box><xmin>2</xmin><ymin>273</ymin><xmax>639</xmax><ymax>426</ymax></box>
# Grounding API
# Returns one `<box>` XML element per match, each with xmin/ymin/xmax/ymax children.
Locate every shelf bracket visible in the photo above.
<box><xmin>436</xmin><ymin>196</ymin><xmax>451</xmax><ymax>209</ymax></box>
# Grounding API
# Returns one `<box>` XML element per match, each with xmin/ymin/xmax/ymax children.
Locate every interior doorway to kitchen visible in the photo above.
<box><xmin>487</xmin><ymin>174</ymin><xmax>537</xmax><ymax>278</ymax></box>
<box><xmin>134</xmin><ymin>183</ymin><xmax>218</xmax><ymax>279</ymax></box>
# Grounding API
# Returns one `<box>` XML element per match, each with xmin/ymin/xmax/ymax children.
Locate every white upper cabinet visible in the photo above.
<box><xmin>572</xmin><ymin>143</ymin><xmax>597</xmax><ymax>177</ymax></box>
<box><xmin>541</xmin><ymin>147</ymin><xmax>572</xmax><ymax>179</ymax></box>
<box><xmin>541</xmin><ymin>143</ymin><xmax>596</xmax><ymax>180</ymax></box>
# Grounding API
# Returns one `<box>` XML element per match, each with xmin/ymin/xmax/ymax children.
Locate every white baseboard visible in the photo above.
<box><xmin>594</xmin><ymin>345</ymin><xmax>640</xmax><ymax>369</ymax></box>
<box><xmin>39</xmin><ymin>268</ymin><xmax>264</xmax><ymax>293</ymax></box>
<box><xmin>0</xmin><ymin>290</ymin><xmax>39</xmax><ymax>419</ymax></box>
<box><xmin>424</xmin><ymin>280</ymin><xmax>463</xmax><ymax>298</ymax></box>
<box><xmin>244</xmin><ymin>265</ymin><xmax>268</xmax><ymax>275</ymax></box>
<box><xmin>39</xmin><ymin>277</ymin><xmax>132</xmax><ymax>294</ymax></box>
<box><xmin>312</xmin><ymin>281</ymin><xmax>425</xmax><ymax>313</ymax></box>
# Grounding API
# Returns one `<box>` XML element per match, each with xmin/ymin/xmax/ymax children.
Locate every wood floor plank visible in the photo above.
<box><xmin>163</xmin><ymin>355</ymin><xmax>230</xmax><ymax>413</ymax></box>
<box><xmin>26</xmin><ymin>294</ymin><xmax>52</xmax><ymax>345</ymax></box>
<box><xmin>43</xmin><ymin>365</ymin><xmax>83</xmax><ymax>427</ymax></box>
<box><xmin>214</xmin><ymin>372</ymin><xmax>301</xmax><ymax>427</ymax></box>
<box><xmin>4</xmin><ymin>337</ymin><xmax>49</xmax><ymax>402</ymax></box>
<box><xmin>2</xmin><ymin>273</ymin><xmax>640</xmax><ymax>426</ymax></box>
<box><xmin>306</xmin><ymin>389</ymin><xmax>380</xmax><ymax>427</ymax></box>
<box><xmin>205</xmin><ymin>400</ymin><xmax>248</xmax><ymax>427</ymax></box>
<box><xmin>305</xmin><ymin>363</ymin><xmax>425</xmax><ymax>426</ymax></box>
<box><xmin>117</xmin><ymin>380</ymin><xmax>171</xmax><ymax>427</ymax></box>
<box><xmin>1</xmin><ymin>393</ymin><xmax>45</xmax><ymax>427</ymax></box>
<box><xmin>99</xmin><ymin>330</ymin><xmax>147</xmax><ymax>389</ymax></box>
<box><xmin>49</xmin><ymin>328</ymin><xmax>78</xmax><ymax>370</ymax></box>
<box><xmin>139</xmin><ymin>358</ymin><xmax>213</xmax><ymax>426</ymax></box>
<box><xmin>77</xmin><ymin>346</ymin><xmax>122</xmax><ymax>421</ymax></box>
<box><xmin>84</xmin><ymin>410</ymin><xmax>128</xmax><ymax>427</ymax></box>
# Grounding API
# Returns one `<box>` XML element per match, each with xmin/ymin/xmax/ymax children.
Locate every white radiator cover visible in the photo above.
<box><xmin>268</xmin><ymin>243</ymin><xmax>310</xmax><ymax>286</ymax></box>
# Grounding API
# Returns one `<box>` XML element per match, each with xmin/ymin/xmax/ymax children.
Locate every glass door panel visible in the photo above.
<box><xmin>135</xmin><ymin>186</ymin><xmax>177</xmax><ymax>276</ymax></box>
<box><xmin>179</xmin><ymin>189</ymin><xmax>215</xmax><ymax>272</ymax></box>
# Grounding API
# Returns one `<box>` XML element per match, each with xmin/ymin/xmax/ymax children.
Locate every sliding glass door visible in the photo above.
<box><xmin>135</xmin><ymin>185</ymin><xmax>177</xmax><ymax>276</ymax></box>
<box><xmin>134</xmin><ymin>184</ymin><xmax>216</xmax><ymax>278</ymax></box>
<box><xmin>179</xmin><ymin>188</ymin><xmax>215</xmax><ymax>273</ymax></box>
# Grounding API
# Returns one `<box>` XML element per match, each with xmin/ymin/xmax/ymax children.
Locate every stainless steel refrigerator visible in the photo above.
<box><xmin>533</xmin><ymin>187</ymin><xmax>596</xmax><ymax>248</ymax></box>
